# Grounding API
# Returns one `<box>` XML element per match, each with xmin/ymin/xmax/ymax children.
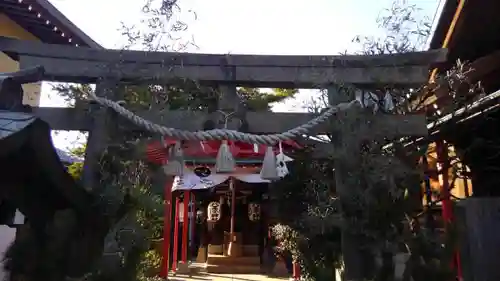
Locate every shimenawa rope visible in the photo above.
<box><xmin>87</xmin><ymin>91</ymin><xmax>360</xmax><ymax>145</ymax></box>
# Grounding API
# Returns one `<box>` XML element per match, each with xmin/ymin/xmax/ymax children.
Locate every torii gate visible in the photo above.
<box><xmin>0</xmin><ymin>36</ymin><xmax>445</xmax><ymax>280</ymax></box>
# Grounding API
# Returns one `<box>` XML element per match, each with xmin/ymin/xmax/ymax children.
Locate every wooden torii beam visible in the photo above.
<box><xmin>0</xmin><ymin>36</ymin><xmax>447</xmax><ymax>87</ymax></box>
<box><xmin>0</xmin><ymin>36</ymin><xmax>445</xmax><ymax>137</ymax></box>
<box><xmin>27</xmin><ymin>106</ymin><xmax>428</xmax><ymax>136</ymax></box>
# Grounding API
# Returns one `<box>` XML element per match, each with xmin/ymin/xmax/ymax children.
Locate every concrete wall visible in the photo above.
<box><xmin>0</xmin><ymin>226</ymin><xmax>16</xmax><ymax>280</ymax></box>
<box><xmin>0</xmin><ymin>13</ymin><xmax>42</xmax><ymax>106</ymax></box>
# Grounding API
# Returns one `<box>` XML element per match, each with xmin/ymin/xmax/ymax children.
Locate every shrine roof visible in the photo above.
<box><xmin>0</xmin><ymin>111</ymin><xmax>82</xmax><ymax>164</ymax></box>
<box><xmin>430</xmin><ymin>0</ymin><xmax>500</xmax><ymax>65</ymax></box>
<box><xmin>145</xmin><ymin>138</ymin><xmax>300</xmax><ymax>165</ymax></box>
<box><xmin>0</xmin><ymin>0</ymin><xmax>101</xmax><ymax>48</ymax></box>
<box><xmin>427</xmin><ymin>0</ymin><xmax>500</xmax><ymax>125</ymax></box>
<box><xmin>0</xmin><ymin>110</ymin><xmax>94</xmax><ymax>215</ymax></box>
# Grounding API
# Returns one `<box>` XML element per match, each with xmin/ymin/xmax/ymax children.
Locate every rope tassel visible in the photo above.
<box><xmin>276</xmin><ymin>141</ymin><xmax>291</xmax><ymax>178</ymax></box>
<box><xmin>163</xmin><ymin>141</ymin><xmax>185</xmax><ymax>176</ymax></box>
<box><xmin>260</xmin><ymin>146</ymin><xmax>279</xmax><ymax>181</ymax></box>
<box><xmin>216</xmin><ymin>140</ymin><xmax>235</xmax><ymax>173</ymax></box>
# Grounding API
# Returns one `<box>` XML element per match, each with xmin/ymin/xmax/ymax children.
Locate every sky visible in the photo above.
<box><xmin>40</xmin><ymin>0</ymin><xmax>442</xmax><ymax>150</ymax></box>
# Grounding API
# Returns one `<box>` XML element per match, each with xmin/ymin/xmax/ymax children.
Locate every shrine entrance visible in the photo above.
<box><xmin>154</xmin><ymin>138</ymin><xmax>298</xmax><ymax>275</ymax></box>
<box><xmin>202</xmin><ymin>177</ymin><xmax>267</xmax><ymax>274</ymax></box>
<box><xmin>173</xmin><ymin>171</ymin><xmax>270</xmax><ymax>274</ymax></box>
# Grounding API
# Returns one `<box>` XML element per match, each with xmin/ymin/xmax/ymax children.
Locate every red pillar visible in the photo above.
<box><xmin>160</xmin><ymin>177</ymin><xmax>174</xmax><ymax>278</ymax></box>
<box><xmin>172</xmin><ymin>196</ymin><xmax>181</xmax><ymax>272</ymax></box>
<box><xmin>436</xmin><ymin>140</ymin><xmax>462</xmax><ymax>279</ymax></box>
<box><xmin>182</xmin><ymin>190</ymin><xmax>190</xmax><ymax>263</ymax></box>
<box><xmin>293</xmin><ymin>261</ymin><xmax>301</xmax><ymax>280</ymax></box>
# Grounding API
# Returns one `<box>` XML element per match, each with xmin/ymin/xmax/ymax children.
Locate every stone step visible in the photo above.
<box><xmin>206</xmin><ymin>264</ymin><xmax>263</xmax><ymax>274</ymax></box>
<box><xmin>243</xmin><ymin>244</ymin><xmax>259</xmax><ymax>256</ymax></box>
<box><xmin>207</xmin><ymin>254</ymin><xmax>261</xmax><ymax>266</ymax></box>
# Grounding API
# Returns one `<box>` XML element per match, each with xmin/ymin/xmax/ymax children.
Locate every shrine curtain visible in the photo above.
<box><xmin>171</xmin><ymin>172</ymin><xmax>269</xmax><ymax>191</ymax></box>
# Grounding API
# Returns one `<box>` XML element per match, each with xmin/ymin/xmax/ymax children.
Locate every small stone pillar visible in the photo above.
<box><xmin>196</xmin><ymin>246</ymin><xmax>207</xmax><ymax>263</ymax></box>
<box><xmin>176</xmin><ymin>261</ymin><xmax>190</xmax><ymax>274</ymax></box>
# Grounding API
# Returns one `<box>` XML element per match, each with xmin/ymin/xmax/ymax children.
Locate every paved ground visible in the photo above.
<box><xmin>169</xmin><ymin>273</ymin><xmax>289</xmax><ymax>281</ymax></box>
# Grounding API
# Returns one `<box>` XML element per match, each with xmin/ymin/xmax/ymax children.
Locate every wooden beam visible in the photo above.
<box><xmin>32</xmin><ymin>107</ymin><xmax>93</xmax><ymax>130</ymax></box>
<box><xmin>468</xmin><ymin>49</ymin><xmax>500</xmax><ymax>82</ymax></box>
<box><xmin>0</xmin><ymin>37</ymin><xmax>447</xmax><ymax>67</ymax></box>
<box><xmin>421</xmin><ymin>49</ymin><xmax>500</xmax><ymax>109</ymax></box>
<box><xmin>18</xmin><ymin>55</ymin><xmax>433</xmax><ymax>87</ymax></box>
<box><xmin>33</xmin><ymin>106</ymin><xmax>428</xmax><ymax>137</ymax></box>
<box><xmin>362</xmin><ymin>112</ymin><xmax>428</xmax><ymax>139</ymax></box>
<box><xmin>0</xmin><ymin>66</ymin><xmax>44</xmax><ymax>84</ymax></box>
<box><xmin>0</xmin><ymin>66</ymin><xmax>44</xmax><ymax>111</ymax></box>
<box><xmin>0</xmin><ymin>37</ymin><xmax>448</xmax><ymax>87</ymax></box>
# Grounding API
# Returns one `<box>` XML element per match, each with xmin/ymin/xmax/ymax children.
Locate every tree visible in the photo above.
<box><xmin>67</xmin><ymin>145</ymin><xmax>85</xmax><ymax>180</ymax></box>
<box><xmin>269</xmin><ymin>1</ymin><xmax>483</xmax><ymax>281</ymax></box>
<box><xmin>269</xmin><ymin>147</ymin><xmax>341</xmax><ymax>281</ymax></box>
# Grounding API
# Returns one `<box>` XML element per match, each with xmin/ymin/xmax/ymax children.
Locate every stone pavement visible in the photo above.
<box><xmin>169</xmin><ymin>273</ymin><xmax>289</xmax><ymax>281</ymax></box>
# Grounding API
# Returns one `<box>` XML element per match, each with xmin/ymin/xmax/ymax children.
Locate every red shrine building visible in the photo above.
<box><xmin>146</xmin><ymin>138</ymin><xmax>299</xmax><ymax>275</ymax></box>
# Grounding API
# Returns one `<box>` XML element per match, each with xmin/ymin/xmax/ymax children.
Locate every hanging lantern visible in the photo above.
<box><xmin>248</xmin><ymin>203</ymin><xmax>261</xmax><ymax>222</ymax></box>
<box><xmin>207</xmin><ymin>202</ymin><xmax>221</xmax><ymax>222</ymax></box>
